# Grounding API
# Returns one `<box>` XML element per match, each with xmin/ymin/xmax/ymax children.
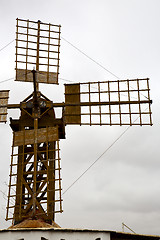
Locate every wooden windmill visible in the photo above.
<box><xmin>0</xmin><ymin>18</ymin><xmax>152</xmax><ymax>226</ymax></box>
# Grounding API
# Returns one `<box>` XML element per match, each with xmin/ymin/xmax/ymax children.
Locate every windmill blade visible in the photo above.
<box><xmin>15</xmin><ymin>18</ymin><xmax>61</xmax><ymax>84</ymax></box>
<box><xmin>64</xmin><ymin>78</ymin><xmax>152</xmax><ymax>126</ymax></box>
<box><xmin>0</xmin><ymin>90</ymin><xmax>10</xmax><ymax>123</ymax></box>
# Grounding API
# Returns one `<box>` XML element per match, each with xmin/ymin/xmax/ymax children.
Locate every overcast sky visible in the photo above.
<box><xmin>0</xmin><ymin>0</ymin><xmax>160</xmax><ymax>236</ymax></box>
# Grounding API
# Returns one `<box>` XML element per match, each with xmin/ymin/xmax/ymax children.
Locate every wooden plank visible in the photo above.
<box><xmin>0</xmin><ymin>98</ymin><xmax>9</xmax><ymax>106</ymax></box>
<box><xmin>15</xmin><ymin>69</ymin><xmax>58</xmax><ymax>84</ymax></box>
<box><xmin>0</xmin><ymin>91</ymin><xmax>9</xmax><ymax>122</ymax></box>
<box><xmin>14</xmin><ymin>126</ymin><xmax>58</xmax><ymax>146</ymax></box>
<box><xmin>65</xmin><ymin>83</ymin><xmax>81</xmax><ymax>124</ymax></box>
<box><xmin>0</xmin><ymin>114</ymin><xmax>7</xmax><ymax>122</ymax></box>
<box><xmin>0</xmin><ymin>90</ymin><xmax>9</xmax><ymax>98</ymax></box>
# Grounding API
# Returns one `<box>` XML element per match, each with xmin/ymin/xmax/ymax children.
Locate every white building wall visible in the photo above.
<box><xmin>0</xmin><ymin>229</ymin><xmax>110</xmax><ymax>240</ymax></box>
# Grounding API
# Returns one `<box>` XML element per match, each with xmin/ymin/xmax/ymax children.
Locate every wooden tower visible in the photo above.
<box><xmin>0</xmin><ymin>18</ymin><xmax>152</xmax><ymax>226</ymax></box>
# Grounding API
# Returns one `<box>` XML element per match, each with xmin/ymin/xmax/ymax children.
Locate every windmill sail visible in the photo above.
<box><xmin>15</xmin><ymin>18</ymin><xmax>61</xmax><ymax>84</ymax></box>
<box><xmin>64</xmin><ymin>78</ymin><xmax>152</xmax><ymax>126</ymax></box>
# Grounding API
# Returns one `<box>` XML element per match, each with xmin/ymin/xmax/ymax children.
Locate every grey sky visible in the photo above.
<box><xmin>0</xmin><ymin>0</ymin><xmax>160</xmax><ymax>235</ymax></box>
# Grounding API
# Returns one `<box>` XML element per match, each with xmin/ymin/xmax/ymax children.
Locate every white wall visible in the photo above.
<box><xmin>0</xmin><ymin>229</ymin><xmax>110</xmax><ymax>240</ymax></box>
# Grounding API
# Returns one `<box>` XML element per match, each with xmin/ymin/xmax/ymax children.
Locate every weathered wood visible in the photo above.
<box><xmin>0</xmin><ymin>90</ymin><xmax>9</xmax><ymax>122</ymax></box>
<box><xmin>16</xmin><ymin>69</ymin><xmax>58</xmax><ymax>84</ymax></box>
<box><xmin>7</xmin><ymin>91</ymin><xmax>63</xmax><ymax>223</ymax></box>
<box><xmin>65</xmin><ymin>83</ymin><xmax>81</xmax><ymax>124</ymax></box>
<box><xmin>15</xmin><ymin>18</ymin><xmax>60</xmax><ymax>85</ymax></box>
<box><xmin>64</xmin><ymin>79</ymin><xmax>152</xmax><ymax>126</ymax></box>
<box><xmin>14</xmin><ymin>126</ymin><xmax>58</xmax><ymax>146</ymax></box>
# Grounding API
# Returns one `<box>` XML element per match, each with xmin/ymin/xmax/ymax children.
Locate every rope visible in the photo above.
<box><xmin>61</xmin><ymin>36</ymin><xmax>120</xmax><ymax>79</ymax></box>
<box><xmin>0</xmin><ymin>40</ymin><xmax>14</xmax><ymax>52</ymax></box>
<box><xmin>62</xmin><ymin>112</ymin><xmax>145</xmax><ymax>195</ymax></box>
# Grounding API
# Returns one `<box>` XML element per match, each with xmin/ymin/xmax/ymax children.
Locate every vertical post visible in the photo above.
<box><xmin>14</xmin><ymin>146</ymin><xmax>23</xmax><ymax>224</ymax></box>
<box><xmin>32</xmin><ymin>69</ymin><xmax>39</xmax><ymax>216</ymax></box>
<box><xmin>48</xmin><ymin>142</ymin><xmax>55</xmax><ymax>222</ymax></box>
<box><xmin>46</xmin><ymin>127</ymin><xmax>49</xmax><ymax>216</ymax></box>
<box><xmin>127</xmin><ymin>80</ymin><xmax>132</xmax><ymax>126</ymax></box>
<box><xmin>32</xmin><ymin>69</ymin><xmax>39</xmax><ymax>111</ymax></box>
<box><xmin>36</xmin><ymin>20</ymin><xmax>41</xmax><ymax>91</ymax></box>
<box><xmin>118</xmin><ymin>80</ymin><xmax>122</xmax><ymax>125</ymax></box>
<box><xmin>57</xmin><ymin>25</ymin><xmax>61</xmax><ymax>83</ymax></box>
<box><xmin>33</xmin><ymin>118</ymin><xmax>38</xmax><ymax>215</ymax></box>
<box><xmin>19</xmin><ymin>130</ymin><xmax>25</xmax><ymax>220</ymax></box>
<box><xmin>137</xmin><ymin>79</ymin><xmax>142</xmax><ymax>126</ymax></box>
<box><xmin>26</xmin><ymin>20</ymin><xmax>29</xmax><ymax>82</ymax></box>
<box><xmin>6</xmin><ymin>134</ymin><xmax>15</xmax><ymax>221</ymax></box>
<box><xmin>15</xmin><ymin>18</ymin><xmax>18</xmax><ymax>81</ymax></box>
<box><xmin>98</xmin><ymin>82</ymin><xmax>102</xmax><ymax>125</ymax></box>
<box><xmin>57</xmin><ymin>140</ymin><xmax>62</xmax><ymax>213</ymax></box>
<box><xmin>47</xmin><ymin>24</ymin><xmax>51</xmax><ymax>83</ymax></box>
<box><xmin>147</xmin><ymin>78</ymin><xmax>152</xmax><ymax>125</ymax></box>
<box><xmin>89</xmin><ymin>83</ymin><xmax>91</xmax><ymax>125</ymax></box>
<box><xmin>108</xmin><ymin>81</ymin><xmax>112</xmax><ymax>125</ymax></box>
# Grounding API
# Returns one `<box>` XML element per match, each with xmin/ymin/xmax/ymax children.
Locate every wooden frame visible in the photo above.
<box><xmin>64</xmin><ymin>78</ymin><xmax>152</xmax><ymax>126</ymax></box>
<box><xmin>6</xmin><ymin>91</ymin><xmax>63</xmax><ymax>224</ymax></box>
<box><xmin>6</xmin><ymin>127</ymin><xmax>62</xmax><ymax>223</ymax></box>
<box><xmin>15</xmin><ymin>18</ymin><xmax>61</xmax><ymax>84</ymax></box>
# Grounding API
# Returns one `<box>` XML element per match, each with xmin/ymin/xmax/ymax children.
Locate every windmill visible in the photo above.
<box><xmin>0</xmin><ymin>18</ymin><xmax>152</xmax><ymax>226</ymax></box>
